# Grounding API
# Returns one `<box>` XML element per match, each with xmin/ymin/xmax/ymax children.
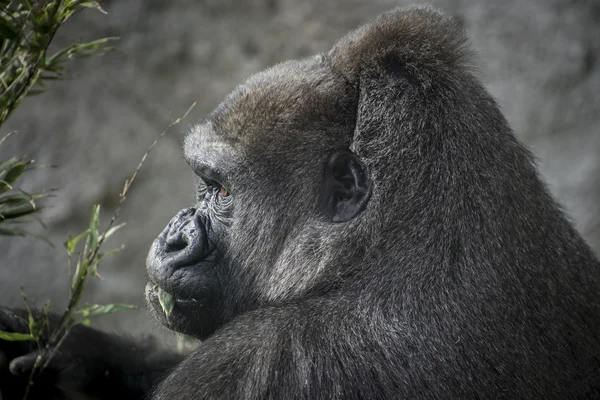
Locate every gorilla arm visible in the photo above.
<box><xmin>0</xmin><ymin>308</ymin><xmax>184</xmax><ymax>400</ymax></box>
<box><xmin>150</xmin><ymin>297</ymin><xmax>406</xmax><ymax>400</ymax></box>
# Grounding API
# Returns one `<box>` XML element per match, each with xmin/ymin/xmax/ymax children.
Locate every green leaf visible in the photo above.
<box><xmin>0</xmin><ymin>200</ymin><xmax>36</xmax><ymax>220</ymax></box>
<box><xmin>87</xmin><ymin>260</ymin><xmax>100</xmax><ymax>278</ymax></box>
<box><xmin>3</xmin><ymin>162</ymin><xmax>26</xmax><ymax>184</ymax></box>
<box><xmin>27</xmin><ymin>313</ymin><xmax>46</xmax><ymax>339</ymax></box>
<box><xmin>99</xmin><ymin>245</ymin><xmax>125</xmax><ymax>258</ymax></box>
<box><xmin>0</xmin><ymin>190</ymin><xmax>26</xmax><ymax>201</ymax></box>
<box><xmin>91</xmin><ymin>245</ymin><xmax>124</xmax><ymax>271</ymax></box>
<box><xmin>99</xmin><ymin>222</ymin><xmax>125</xmax><ymax>242</ymax></box>
<box><xmin>68</xmin><ymin>37</ymin><xmax>117</xmax><ymax>59</ymax></box>
<box><xmin>64</xmin><ymin>229</ymin><xmax>90</xmax><ymax>257</ymax></box>
<box><xmin>30</xmin><ymin>9</ymin><xmax>52</xmax><ymax>34</ymax></box>
<box><xmin>0</xmin><ymin>189</ymin><xmax>36</xmax><ymax>204</ymax></box>
<box><xmin>86</xmin><ymin>245</ymin><xmax>124</xmax><ymax>278</ymax></box>
<box><xmin>0</xmin><ymin>131</ymin><xmax>15</xmax><ymax>147</ymax></box>
<box><xmin>0</xmin><ymin>180</ymin><xmax>13</xmax><ymax>193</ymax></box>
<box><xmin>67</xmin><ymin>0</ymin><xmax>107</xmax><ymax>14</ymax></box>
<box><xmin>157</xmin><ymin>288</ymin><xmax>175</xmax><ymax>318</ymax></box>
<box><xmin>88</xmin><ymin>204</ymin><xmax>100</xmax><ymax>250</ymax></box>
<box><xmin>45</xmin><ymin>37</ymin><xmax>117</xmax><ymax>72</ymax></box>
<box><xmin>71</xmin><ymin>251</ymin><xmax>91</xmax><ymax>294</ymax></box>
<box><xmin>44</xmin><ymin>1</ymin><xmax>60</xmax><ymax>22</ymax></box>
<box><xmin>0</xmin><ymin>19</ymin><xmax>18</xmax><ymax>41</ymax></box>
<box><xmin>0</xmin><ymin>330</ymin><xmax>34</xmax><ymax>341</ymax></box>
<box><xmin>0</xmin><ymin>157</ymin><xmax>21</xmax><ymax>174</ymax></box>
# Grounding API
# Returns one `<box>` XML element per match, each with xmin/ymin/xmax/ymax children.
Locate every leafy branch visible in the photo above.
<box><xmin>0</xmin><ymin>101</ymin><xmax>196</xmax><ymax>399</ymax></box>
<box><xmin>0</xmin><ymin>132</ymin><xmax>55</xmax><ymax>244</ymax></box>
<box><xmin>0</xmin><ymin>2</ymin><xmax>198</xmax><ymax>399</ymax></box>
<box><xmin>0</xmin><ymin>0</ymin><xmax>116</xmax><ymax>240</ymax></box>
<box><xmin>0</xmin><ymin>0</ymin><xmax>115</xmax><ymax>125</ymax></box>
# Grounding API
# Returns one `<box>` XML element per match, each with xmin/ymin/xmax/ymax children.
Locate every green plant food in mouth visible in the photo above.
<box><xmin>157</xmin><ymin>287</ymin><xmax>175</xmax><ymax>317</ymax></box>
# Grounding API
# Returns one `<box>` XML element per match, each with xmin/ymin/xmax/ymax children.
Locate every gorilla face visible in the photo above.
<box><xmin>146</xmin><ymin>56</ymin><xmax>371</xmax><ymax>339</ymax></box>
<box><xmin>145</xmin><ymin>207</ymin><xmax>224</xmax><ymax>338</ymax></box>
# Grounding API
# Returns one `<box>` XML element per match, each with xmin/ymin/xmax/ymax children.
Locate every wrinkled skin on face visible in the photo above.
<box><xmin>146</xmin><ymin>186</ymin><xmax>233</xmax><ymax>339</ymax></box>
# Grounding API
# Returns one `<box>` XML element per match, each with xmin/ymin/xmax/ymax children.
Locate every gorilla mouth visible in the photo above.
<box><xmin>145</xmin><ymin>281</ymin><xmax>199</xmax><ymax>330</ymax></box>
<box><xmin>146</xmin><ymin>281</ymin><xmax>198</xmax><ymax>307</ymax></box>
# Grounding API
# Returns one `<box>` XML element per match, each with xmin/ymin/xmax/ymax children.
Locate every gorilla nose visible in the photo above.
<box><xmin>161</xmin><ymin>208</ymin><xmax>211</xmax><ymax>268</ymax></box>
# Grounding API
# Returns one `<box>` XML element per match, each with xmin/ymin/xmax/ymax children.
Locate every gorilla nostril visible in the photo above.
<box><xmin>166</xmin><ymin>225</ymin><xmax>193</xmax><ymax>253</ymax></box>
<box><xmin>165</xmin><ymin>229</ymin><xmax>186</xmax><ymax>251</ymax></box>
<box><xmin>167</xmin><ymin>240</ymin><xmax>187</xmax><ymax>252</ymax></box>
<box><xmin>159</xmin><ymin>211</ymin><xmax>211</xmax><ymax>268</ymax></box>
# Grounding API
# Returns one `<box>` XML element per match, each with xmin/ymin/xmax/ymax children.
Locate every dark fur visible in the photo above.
<box><xmin>2</xmin><ymin>5</ymin><xmax>600</xmax><ymax>400</ymax></box>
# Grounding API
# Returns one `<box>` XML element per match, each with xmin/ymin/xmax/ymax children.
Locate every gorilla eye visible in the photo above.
<box><xmin>203</xmin><ymin>178</ymin><xmax>231</xmax><ymax>198</ymax></box>
<box><xmin>218</xmin><ymin>187</ymin><xmax>230</xmax><ymax>197</ymax></box>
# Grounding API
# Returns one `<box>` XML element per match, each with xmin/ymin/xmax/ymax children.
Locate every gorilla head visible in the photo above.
<box><xmin>145</xmin><ymin>53</ymin><xmax>369</xmax><ymax>338</ymax></box>
<box><xmin>145</xmin><ymin>8</ymin><xmax>600</xmax><ymax>398</ymax></box>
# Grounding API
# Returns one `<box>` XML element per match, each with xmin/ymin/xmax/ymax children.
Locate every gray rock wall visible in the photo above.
<box><xmin>1</xmin><ymin>0</ymin><xmax>599</xmax><ymax>339</ymax></box>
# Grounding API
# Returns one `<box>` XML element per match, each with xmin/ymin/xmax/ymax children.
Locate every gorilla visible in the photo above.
<box><xmin>2</xmin><ymin>5</ymin><xmax>600</xmax><ymax>400</ymax></box>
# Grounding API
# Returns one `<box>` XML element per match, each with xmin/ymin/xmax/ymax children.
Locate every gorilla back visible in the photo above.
<box><xmin>2</xmin><ymin>5</ymin><xmax>600</xmax><ymax>400</ymax></box>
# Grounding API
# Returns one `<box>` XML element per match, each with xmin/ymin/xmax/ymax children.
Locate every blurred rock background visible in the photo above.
<box><xmin>0</xmin><ymin>0</ymin><xmax>599</xmax><ymax>342</ymax></box>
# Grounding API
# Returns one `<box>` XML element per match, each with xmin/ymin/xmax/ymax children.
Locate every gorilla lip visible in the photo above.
<box><xmin>145</xmin><ymin>281</ymin><xmax>205</xmax><ymax>335</ymax></box>
<box><xmin>146</xmin><ymin>281</ymin><xmax>198</xmax><ymax>305</ymax></box>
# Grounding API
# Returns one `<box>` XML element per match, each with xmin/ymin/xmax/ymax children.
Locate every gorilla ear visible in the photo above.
<box><xmin>321</xmin><ymin>150</ymin><xmax>372</xmax><ymax>223</ymax></box>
